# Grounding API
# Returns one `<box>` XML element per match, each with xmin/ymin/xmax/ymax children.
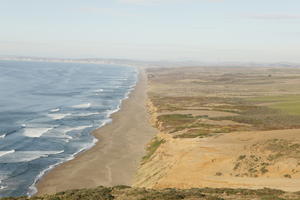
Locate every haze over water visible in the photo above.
<box><xmin>0</xmin><ymin>60</ymin><xmax>137</xmax><ymax>197</ymax></box>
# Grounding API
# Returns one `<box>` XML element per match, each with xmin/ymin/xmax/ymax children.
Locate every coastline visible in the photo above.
<box><xmin>35</xmin><ymin>67</ymin><xmax>156</xmax><ymax>195</ymax></box>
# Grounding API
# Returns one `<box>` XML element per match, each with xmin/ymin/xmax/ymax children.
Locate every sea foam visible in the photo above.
<box><xmin>50</xmin><ymin>108</ymin><xmax>60</xmax><ymax>113</ymax></box>
<box><xmin>63</xmin><ymin>125</ymin><xmax>93</xmax><ymax>133</ymax></box>
<box><xmin>48</xmin><ymin>113</ymin><xmax>71</xmax><ymax>120</ymax></box>
<box><xmin>23</xmin><ymin>128</ymin><xmax>53</xmax><ymax>138</ymax></box>
<box><xmin>0</xmin><ymin>150</ymin><xmax>64</xmax><ymax>163</ymax></box>
<box><xmin>0</xmin><ymin>179</ymin><xmax>7</xmax><ymax>191</ymax></box>
<box><xmin>94</xmin><ymin>89</ymin><xmax>104</xmax><ymax>93</ymax></box>
<box><xmin>0</xmin><ymin>186</ymin><xmax>7</xmax><ymax>190</ymax></box>
<box><xmin>75</xmin><ymin>112</ymin><xmax>99</xmax><ymax>117</ymax></box>
<box><xmin>0</xmin><ymin>150</ymin><xmax>15</xmax><ymax>157</ymax></box>
<box><xmin>71</xmin><ymin>103</ymin><xmax>91</xmax><ymax>109</ymax></box>
<box><xmin>28</xmin><ymin>138</ymin><xmax>98</xmax><ymax>197</ymax></box>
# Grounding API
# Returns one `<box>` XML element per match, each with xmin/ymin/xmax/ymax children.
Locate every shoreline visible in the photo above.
<box><xmin>35</xmin><ymin>67</ymin><xmax>156</xmax><ymax>195</ymax></box>
<box><xmin>27</xmin><ymin>66</ymin><xmax>138</xmax><ymax>196</ymax></box>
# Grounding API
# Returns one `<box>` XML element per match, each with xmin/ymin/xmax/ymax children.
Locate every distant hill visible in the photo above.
<box><xmin>1</xmin><ymin>56</ymin><xmax>300</xmax><ymax>68</ymax></box>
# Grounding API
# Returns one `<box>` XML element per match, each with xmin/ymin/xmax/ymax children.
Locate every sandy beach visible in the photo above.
<box><xmin>36</xmin><ymin>67</ymin><xmax>156</xmax><ymax>195</ymax></box>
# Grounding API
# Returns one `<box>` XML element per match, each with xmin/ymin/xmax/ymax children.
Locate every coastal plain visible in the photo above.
<box><xmin>135</xmin><ymin>66</ymin><xmax>300</xmax><ymax>192</ymax></box>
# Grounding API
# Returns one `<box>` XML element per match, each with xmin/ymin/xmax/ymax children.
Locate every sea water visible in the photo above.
<box><xmin>0</xmin><ymin>60</ymin><xmax>137</xmax><ymax>197</ymax></box>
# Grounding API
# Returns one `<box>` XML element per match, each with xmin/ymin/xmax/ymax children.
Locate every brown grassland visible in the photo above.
<box><xmin>134</xmin><ymin>66</ymin><xmax>300</xmax><ymax>192</ymax></box>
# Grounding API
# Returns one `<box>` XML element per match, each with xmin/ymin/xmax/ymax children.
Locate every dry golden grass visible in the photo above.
<box><xmin>134</xmin><ymin>66</ymin><xmax>300</xmax><ymax>192</ymax></box>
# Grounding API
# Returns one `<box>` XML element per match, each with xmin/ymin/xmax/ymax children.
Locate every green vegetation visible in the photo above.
<box><xmin>149</xmin><ymin>67</ymin><xmax>300</xmax><ymax>136</ymax></box>
<box><xmin>237</xmin><ymin>155</ymin><xmax>246</xmax><ymax>161</ymax></box>
<box><xmin>157</xmin><ymin>113</ymin><xmax>248</xmax><ymax>138</ymax></box>
<box><xmin>157</xmin><ymin>114</ymin><xmax>198</xmax><ymax>128</ymax></box>
<box><xmin>213</xmin><ymin>104</ymin><xmax>300</xmax><ymax>130</ymax></box>
<box><xmin>284</xmin><ymin>174</ymin><xmax>292</xmax><ymax>179</ymax></box>
<box><xmin>264</xmin><ymin>139</ymin><xmax>300</xmax><ymax>160</ymax></box>
<box><xmin>260</xmin><ymin>167</ymin><xmax>269</xmax><ymax>174</ymax></box>
<box><xmin>2</xmin><ymin>186</ymin><xmax>299</xmax><ymax>200</ymax></box>
<box><xmin>153</xmin><ymin>93</ymin><xmax>300</xmax><ymax>138</ymax></box>
<box><xmin>248</xmin><ymin>95</ymin><xmax>300</xmax><ymax>116</ymax></box>
<box><xmin>215</xmin><ymin>172</ymin><xmax>223</xmax><ymax>176</ymax></box>
<box><xmin>249</xmin><ymin>95</ymin><xmax>300</xmax><ymax>102</ymax></box>
<box><xmin>174</xmin><ymin>129</ymin><xmax>211</xmax><ymax>138</ymax></box>
<box><xmin>150</xmin><ymin>96</ymin><xmax>235</xmax><ymax>113</ymax></box>
<box><xmin>232</xmin><ymin>139</ymin><xmax>300</xmax><ymax>178</ymax></box>
<box><xmin>271</xmin><ymin>101</ymin><xmax>300</xmax><ymax>116</ymax></box>
<box><xmin>157</xmin><ymin>114</ymin><xmax>209</xmax><ymax>138</ymax></box>
<box><xmin>142</xmin><ymin>137</ymin><xmax>166</xmax><ymax>162</ymax></box>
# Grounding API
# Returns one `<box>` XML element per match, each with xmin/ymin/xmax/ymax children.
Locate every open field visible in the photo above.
<box><xmin>135</xmin><ymin>66</ymin><xmax>300</xmax><ymax>191</ymax></box>
<box><xmin>248</xmin><ymin>95</ymin><xmax>300</xmax><ymax>116</ymax></box>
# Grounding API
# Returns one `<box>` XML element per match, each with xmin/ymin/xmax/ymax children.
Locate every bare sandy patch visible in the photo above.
<box><xmin>135</xmin><ymin>129</ymin><xmax>300</xmax><ymax>192</ymax></box>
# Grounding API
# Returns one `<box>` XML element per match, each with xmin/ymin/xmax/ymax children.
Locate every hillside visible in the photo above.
<box><xmin>134</xmin><ymin>66</ymin><xmax>300</xmax><ymax>191</ymax></box>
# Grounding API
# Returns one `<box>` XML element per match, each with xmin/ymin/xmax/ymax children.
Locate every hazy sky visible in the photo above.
<box><xmin>1</xmin><ymin>0</ymin><xmax>300</xmax><ymax>62</ymax></box>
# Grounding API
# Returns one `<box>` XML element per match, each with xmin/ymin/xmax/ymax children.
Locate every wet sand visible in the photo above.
<box><xmin>36</xmin><ymin>67</ymin><xmax>156</xmax><ymax>195</ymax></box>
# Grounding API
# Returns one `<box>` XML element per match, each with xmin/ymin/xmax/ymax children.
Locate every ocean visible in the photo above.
<box><xmin>0</xmin><ymin>60</ymin><xmax>137</xmax><ymax>197</ymax></box>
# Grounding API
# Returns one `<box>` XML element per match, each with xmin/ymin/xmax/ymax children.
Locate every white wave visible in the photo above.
<box><xmin>28</xmin><ymin>161</ymin><xmax>62</xmax><ymax>196</ymax></box>
<box><xmin>23</xmin><ymin>128</ymin><xmax>53</xmax><ymax>138</ymax></box>
<box><xmin>59</xmin><ymin>134</ymin><xmax>73</xmax><ymax>140</ymax></box>
<box><xmin>21</xmin><ymin>124</ymin><xmax>26</xmax><ymax>127</ymax></box>
<box><xmin>94</xmin><ymin>89</ymin><xmax>103</xmax><ymax>93</ymax></box>
<box><xmin>102</xmin><ymin>81</ymin><xmax>136</xmax><ymax>121</ymax></box>
<box><xmin>0</xmin><ymin>186</ymin><xmax>7</xmax><ymax>190</ymax></box>
<box><xmin>71</xmin><ymin>103</ymin><xmax>91</xmax><ymax>109</ymax></box>
<box><xmin>99</xmin><ymin>118</ymin><xmax>112</xmax><ymax>127</ymax></box>
<box><xmin>75</xmin><ymin>112</ymin><xmax>99</xmax><ymax>117</ymax></box>
<box><xmin>29</xmin><ymin>137</ymin><xmax>98</xmax><ymax>196</ymax></box>
<box><xmin>63</xmin><ymin>125</ymin><xmax>93</xmax><ymax>133</ymax></box>
<box><xmin>0</xmin><ymin>150</ymin><xmax>15</xmax><ymax>157</ymax></box>
<box><xmin>48</xmin><ymin>113</ymin><xmax>70</xmax><ymax>120</ymax></box>
<box><xmin>0</xmin><ymin>150</ymin><xmax>64</xmax><ymax>163</ymax></box>
<box><xmin>63</xmin><ymin>138</ymin><xmax>71</xmax><ymax>143</ymax></box>
<box><xmin>0</xmin><ymin>134</ymin><xmax>6</xmax><ymax>139</ymax></box>
<box><xmin>0</xmin><ymin>179</ymin><xmax>7</xmax><ymax>190</ymax></box>
<box><xmin>50</xmin><ymin>108</ymin><xmax>60</xmax><ymax>112</ymax></box>
<box><xmin>106</xmin><ymin>106</ymin><xmax>120</xmax><ymax>118</ymax></box>
<box><xmin>55</xmin><ymin>125</ymin><xmax>93</xmax><ymax>142</ymax></box>
<box><xmin>43</xmin><ymin>129</ymin><xmax>73</xmax><ymax>140</ymax></box>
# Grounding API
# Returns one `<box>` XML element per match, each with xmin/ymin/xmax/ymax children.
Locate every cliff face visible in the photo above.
<box><xmin>134</xmin><ymin>132</ymin><xmax>173</xmax><ymax>188</ymax></box>
<box><xmin>146</xmin><ymin>99</ymin><xmax>158</xmax><ymax>127</ymax></box>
